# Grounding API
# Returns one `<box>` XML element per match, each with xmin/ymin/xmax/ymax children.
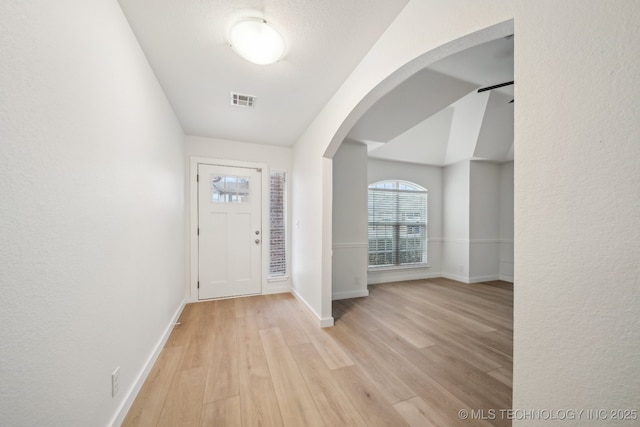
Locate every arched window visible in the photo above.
<box><xmin>368</xmin><ymin>180</ymin><xmax>428</xmax><ymax>268</ymax></box>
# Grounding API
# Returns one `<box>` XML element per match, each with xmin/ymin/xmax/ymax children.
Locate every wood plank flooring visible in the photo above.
<box><xmin>123</xmin><ymin>278</ymin><xmax>513</xmax><ymax>427</ymax></box>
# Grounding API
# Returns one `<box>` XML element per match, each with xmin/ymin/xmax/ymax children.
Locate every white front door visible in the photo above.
<box><xmin>198</xmin><ymin>164</ymin><xmax>262</xmax><ymax>299</ymax></box>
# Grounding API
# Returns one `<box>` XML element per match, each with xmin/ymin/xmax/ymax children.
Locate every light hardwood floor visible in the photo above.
<box><xmin>123</xmin><ymin>278</ymin><xmax>513</xmax><ymax>426</ymax></box>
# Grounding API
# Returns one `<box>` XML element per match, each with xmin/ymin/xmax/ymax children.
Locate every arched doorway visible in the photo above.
<box><xmin>321</xmin><ymin>19</ymin><xmax>514</xmax><ymax>322</ymax></box>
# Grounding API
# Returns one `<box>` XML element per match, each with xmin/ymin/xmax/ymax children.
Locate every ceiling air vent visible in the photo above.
<box><xmin>230</xmin><ymin>92</ymin><xmax>256</xmax><ymax>108</ymax></box>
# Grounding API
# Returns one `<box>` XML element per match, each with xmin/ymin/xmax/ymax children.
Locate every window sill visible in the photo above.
<box><xmin>368</xmin><ymin>263</ymin><xmax>430</xmax><ymax>272</ymax></box>
<box><xmin>268</xmin><ymin>276</ymin><xmax>289</xmax><ymax>283</ymax></box>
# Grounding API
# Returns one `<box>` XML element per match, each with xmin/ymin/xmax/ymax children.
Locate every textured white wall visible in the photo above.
<box><xmin>514</xmin><ymin>2</ymin><xmax>640</xmax><ymax>423</ymax></box>
<box><xmin>332</xmin><ymin>142</ymin><xmax>369</xmax><ymax>299</ymax></box>
<box><xmin>0</xmin><ymin>1</ymin><xmax>185</xmax><ymax>426</ymax></box>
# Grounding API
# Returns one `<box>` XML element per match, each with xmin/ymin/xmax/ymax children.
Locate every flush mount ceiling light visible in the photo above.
<box><xmin>228</xmin><ymin>18</ymin><xmax>285</xmax><ymax>65</ymax></box>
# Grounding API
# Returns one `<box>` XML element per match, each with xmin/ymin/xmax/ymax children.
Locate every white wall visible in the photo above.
<box><xmin>469</xmin><ymin>161</ymin><xmax>501</xmax><ymax>282</ymax></box>
<box><xmin>291</xmin><ymin>138</ymin><xmax>329</xmax><ymax>324</ymax></box>
<box><xmin>367</xmin><ymin>158</ymin><xmax>443</xmax><ymax>283</ymax></box>
<box><xmin>185</xmin><ymin>135</ymin><xmax>292</xmax><ymax>171</ymax></box>
<box><xmin>291</xmin><ymin>0</ymin><xmax>639</xmax><ymax>422</ymax></box>
<box><xmin>441</xmin><ymin>160</ymin><xmax>507</xmax><ymax>283</ymax></box>
<box><xmin>184</xmin><ymin>135</ymin><xmax>293</xmax><ymax>297</ymax></box>
<box><xmin>0</xmin><ymin>1</ymin><xmax>185</xmax><ymax>426</ymax></box>
<box><xmin>499</xmin><ymin>161</ymin><xmax>514</xmax><ymax>282</ymax></box>
<box><xmin>442</xmin><ymin>160</ymin><xmax>471</xmax><ymax>281</ymax></box>
<box><xmin>332</xmin><ymin>142</ymin><xmax>369</xmax><ymax>299</ymax></box>
<box><xmin>514</xmin><ymin>2</ymin><xmax>640</xmax><ymax>421</ymax></box>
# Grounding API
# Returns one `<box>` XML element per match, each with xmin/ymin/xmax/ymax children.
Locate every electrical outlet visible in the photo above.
<box><xmin>112</xmin><ymin>366</ymin><xmax>120</xmax><ymax>397</ymax></box>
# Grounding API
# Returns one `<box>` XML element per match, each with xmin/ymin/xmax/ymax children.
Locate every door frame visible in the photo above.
<box><xmin>189</xmin><ymin>156</ymin><xmax>269</xmax><ymax>303</ymax></box>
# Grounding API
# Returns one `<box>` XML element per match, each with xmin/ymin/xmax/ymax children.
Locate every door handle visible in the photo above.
<box><xmin>255</xmin><ymin>239</ymin><xmax>260</xmax><ymax>244</ymax></box>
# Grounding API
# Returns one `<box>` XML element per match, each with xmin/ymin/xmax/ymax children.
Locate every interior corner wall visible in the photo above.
<box><xmin>367</xmin><ymin>158</ymin><xmax>443</xmax><ymax>283</ymax></box>
<box><xmin>183</xmin><ymin>135</ymin><xmax>293</xmax><ymax>296</ymax></box>
<box><xmin>332</xmin><ymin>142</ymin><xmax>369</xmax><ymax>299</ymax></box>
<box><xmin>0</xmin><ymin>1</ymin><xmax>185</xmax><ymax>426</ymax></box>
<box><xmin>469</xmin><ymin>161</ymin><xmax>501</xmax><ymax>282</ymax></box>
<box><xmin>291</xmin><ymin>138</ymin><xmax>326</xmax><ymax>323</ymax></box>
<box><xmin>442</xmin><ymin>160</ymin><xmax>471</xmax><ymax>281</ymax></box>
<box><xmin>498</xmin><ymin>161</ymin><xmax>514</xmax><ymax>282</ymax></box>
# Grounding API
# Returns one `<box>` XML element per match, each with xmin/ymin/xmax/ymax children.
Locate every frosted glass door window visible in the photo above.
<box><xmin>212</xmin><ymin>175</ymin><xmax>250</xmax><ymax>203</ymax></box>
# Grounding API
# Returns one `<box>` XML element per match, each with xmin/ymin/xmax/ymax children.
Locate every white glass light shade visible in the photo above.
<box><xmin>228</xmin><ymin>19</ymin><xmax>285</xmax><ymax>65</ymax></box>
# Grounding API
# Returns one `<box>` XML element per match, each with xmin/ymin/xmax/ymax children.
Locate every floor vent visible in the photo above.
<box><xmin>230</xmin><ymin>92</ymin><xmax>256</xmax><ymax>107</ymax></box>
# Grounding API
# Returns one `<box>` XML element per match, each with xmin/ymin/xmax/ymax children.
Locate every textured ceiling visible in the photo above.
<box><xmin>117</xmin><ymin>0</ymin><xmax>408</xmax><ymax>146</ymax></box>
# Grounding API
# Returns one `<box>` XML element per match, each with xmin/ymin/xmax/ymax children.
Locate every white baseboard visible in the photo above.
<box><xmin>468</xmin><ymin>275</ymin><xmax>500</xmax><ymax>283</ymax></box>
<box><xmin>264</xmin><ymin>284</ymin><xmax>291</xmax><ymax>295</ymax></box>
<box><xmin>319</xmin><ymin>317</ymin><xmax>335</xmax><ymax>327</ymax></box>
<box><xmin>441</xmin><ymin>273</ymin><xmax>502</xmax><ymax>284</ymax></box>
<box><xmin>332</xmin><ymin>289</ymin><xmax>369</xmax><ymax>301</ymax></box>
<box><xmin>291</xmin><ymin>288</ymin><xmax>334</xmax><ymax>328</ymax></box>
<box><xmin>499</xmin><ymin>274</ymin><xmax>514</xmax><ymax>283</ymax></box>
<box><xmin>440</xmin><ymin>272</ymin><xmax>469</xmax><ymax>283</ymax></box>
<box><xmin>109</xmin><ymin>298</ymin><xmax>186</xmax><ymax>427</ymax></box>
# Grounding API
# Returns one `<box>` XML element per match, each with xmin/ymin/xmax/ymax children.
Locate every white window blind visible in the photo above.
<box><xmin>368</xmin><ymin>180</ymin><xmax>428</xmax><ymax>267</ymax></box>
<box><xmin>269</xmin><ymin>170</ymin><xmax>287</xmax><ymax>277</ymax></box>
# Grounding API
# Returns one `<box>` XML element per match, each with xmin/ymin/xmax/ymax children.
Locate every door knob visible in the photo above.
<box><xmin>255</xmin><ymin>230</ymin><xmax>260</xmax><ymax>235</ymax></box>
<box><xmin>255</xmin><ymin>239</ymin><xmax>260</xmax><ymax>244</ymax></box>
